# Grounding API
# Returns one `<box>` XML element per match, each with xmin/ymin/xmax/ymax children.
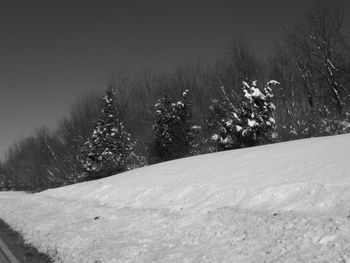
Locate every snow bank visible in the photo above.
<box><xmin>0</xmin><ymin>134</ymin><xmax>350</xmax><ymax>262</ymax></box>
<box><xmin>42</xmin><ymin>133</ymin><xmax>350</xmax><ymax>215</ymax></box>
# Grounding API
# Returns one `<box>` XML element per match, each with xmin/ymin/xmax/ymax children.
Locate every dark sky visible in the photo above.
<box><xmin>0</xmin><ymin>0</ymin><xmax>349</xmax><ymax>159</ymax></box>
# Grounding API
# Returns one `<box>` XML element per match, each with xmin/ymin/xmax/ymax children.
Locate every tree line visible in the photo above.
<box><xmin>1</xmin><ymin>0</ymin><xmax>350</xmax><ymax>191</ymax></box>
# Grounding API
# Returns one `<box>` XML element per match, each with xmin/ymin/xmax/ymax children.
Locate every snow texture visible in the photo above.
<box><xmin>1</xmin><ymin>134</ymin><xmax>350</xmax><ymax>262</ymax></box>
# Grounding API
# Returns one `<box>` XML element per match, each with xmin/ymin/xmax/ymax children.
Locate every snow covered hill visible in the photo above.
<box><xmin>0</xmin><ymin>134</ymin><xmax>350</xmax><ymax>262</ymax></box>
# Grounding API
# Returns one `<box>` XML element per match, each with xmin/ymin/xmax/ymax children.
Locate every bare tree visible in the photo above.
<box><xmin>214</xmin><ymin>33</ymin><xmax>265</xmax><ymax>89</ymax></box>
<box><xmin>287</xmin><ymin>0</ymin><xmax>350</xmax><ymax>115</ymax></box>
<box><xmin>57</xmin><ymin>91</ymin><xmax>102</xmax><ymax>182</ymax></box>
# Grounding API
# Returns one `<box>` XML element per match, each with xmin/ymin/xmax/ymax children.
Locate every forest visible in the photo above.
<box><xmin>1</xmin><ymin>0</ymin><xmax>350</xmax><ymax>191</ymax></box>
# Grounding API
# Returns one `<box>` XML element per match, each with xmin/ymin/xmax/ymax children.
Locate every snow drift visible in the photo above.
<box><xmin>0</xmin><ymin>134</ymin><xmax>350</xmax><ymax>262</ymax></box>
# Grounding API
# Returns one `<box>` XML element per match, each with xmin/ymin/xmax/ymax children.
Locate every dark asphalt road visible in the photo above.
<box><xmin>0</xmin><ymin>235</ymin><xmax>20</xmax><ymax>263</ymax></box>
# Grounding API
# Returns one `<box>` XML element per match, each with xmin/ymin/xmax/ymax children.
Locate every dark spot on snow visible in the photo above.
<box><xmin>273</xmin><ymin>213</ymin><xmax>278</xmax><ymax>216</ymax></box>
<box><xmin>94</xmin><ymin>216</ymin><xmax>100</xmax><ymax>220</ymax></box>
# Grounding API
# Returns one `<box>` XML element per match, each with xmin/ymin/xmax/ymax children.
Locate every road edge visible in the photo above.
<box><xmin>0</xmin><ymin>235</ymin><xmax>20</xmax><ymax>263</ymax></box>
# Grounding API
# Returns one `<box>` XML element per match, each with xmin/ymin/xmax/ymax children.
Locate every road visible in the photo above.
<box><xmin>0</xmin><ymin>218</ymin><xmax>53</xmax><ymax>263</ymax></box>
<box><xmin>0</xmin><ymin>236</ymin><xmax>20</xmax><ymax>263</ymax></box>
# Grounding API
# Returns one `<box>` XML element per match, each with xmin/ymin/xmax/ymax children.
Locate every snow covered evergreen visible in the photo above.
<box><xmin>240</xmin><ymin>80</ymin><xmax>278</xmax><ymax>146</ymax></box>
<box><xmin>150</xmin><ymin>90</ymin><xmax>200</xmax><ymax>163</ymax></box>
<box><xmin>80</xmin><ymin>88</ymin><xmax>139</xmax><ymax>180</ymax></box>
<box><xmin>210</xmin><ymin>80</ymin><xmax>278</xmax><ymax>150</ymax></box>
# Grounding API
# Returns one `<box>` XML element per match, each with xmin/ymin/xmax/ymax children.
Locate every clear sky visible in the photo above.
<box><xmin>0</xmin><ymin>0</ymin><xmax>349</xmax><ymax>160</ymax></box>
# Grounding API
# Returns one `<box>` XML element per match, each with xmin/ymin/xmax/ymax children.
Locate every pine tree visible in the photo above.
<box><xmin>208</xmin><ymin>86</ymin><xmax>243</xmax><ymax>150</ymax></box>
<box><xmin>150</xmin><ymin>90</ymin><xmax>200</xmax><ymax>163</ymax></box>
<box><xmin>210</xmin><ymin>80</ymin><xmax>278</xmax><ymax>150</ymax></box>
<box><xmin>80</xmin><ymin>88</ymin><xmax>137</xmax><ymax>180</ymax></box>
<box><xmin>240</xmin><ymin>80</ymin><xmax>278</xmax><ymax>146</ymax></box>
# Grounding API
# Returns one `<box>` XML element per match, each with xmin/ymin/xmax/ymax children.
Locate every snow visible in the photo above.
<box><xmin>247</xmin><ymin>119</ymin><xmax>257</xmax><ymax>127</ymax></box>
<box><xmin>1</xmin><ymin>134</ymin><xmax>350</xmax><ymax>262</ymax></box>
<box><xmin>176</xmin><ymin>101</ymin><xmax>184</xmax><ymax>107</ymax></box>
<box><xmin>235</xmin><ymin>125</ymin><xmax>243</xmax><ymax>132</ymax></box>
<box><xmin>267</xmin><ymin>80</ymin><xmax>280</xmax><ymax>86</ymax></box>
<box><xmin>243</xmin><ymin>84</ymin><xmax>265</xmax><ymax>101</ymax></box>
<box><xmin>211</xmin><ymin>134</ymin><xmax>219</xmax><ymax>141</ymax></box>
<box><xmin>327</xmin><ymin>59</ymin><xmax>336</xmax><ymax>70</ymax></box>
<box><xmin>225</xmin><ymin>119</ymin><xmax>233</xmax><ymax>127</ymax></box>
<box><xmin>191</xmin><ymin>125</ymin><xmax>201</xmax><ymax>131</ymax></box>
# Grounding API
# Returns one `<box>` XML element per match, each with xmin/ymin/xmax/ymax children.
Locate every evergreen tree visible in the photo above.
<box><xmin>240</xmin><ymin>80</ymin><xmax>278</xmax><ymax>146</ymax></box>
<box><xmin>210</xmin><ymin>80</ymin><xmax>278</xmax><ymax>150</ymax></box>
<box><xmin>208</xmin><ymin>85</ymin><xmax>244</xmax><ymax>151</ymax></box>
<box><xmin>80</xmin><ymin>88</ymin><xmax>138</xmax><ymax>180</ymax></box>
<box><xmin>150</xmin><ymin>90</ymin><xmax>200</xmax><ymax>163</ymax></box>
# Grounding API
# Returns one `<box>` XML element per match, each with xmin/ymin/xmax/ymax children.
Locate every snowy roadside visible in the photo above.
<box><xmin>1</xmin><ymin>193</ymin><xmax>350</xmax><ymax>262</ymax></box>
<box><xmin>1</xmin><ymin>134</ymin><xmax>350</xmax><ymax>262</ymax></box>
<box><xmin>0</xmin><ymin>217</ymin><xmax>52</xmax><ymax>263</ymax></box>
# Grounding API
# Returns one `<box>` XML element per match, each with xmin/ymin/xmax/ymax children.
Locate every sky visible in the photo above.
<box><xmin>0</xmin><ymin>0</ymin><xmax>349</xmax><ymax>160</ymax></box>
